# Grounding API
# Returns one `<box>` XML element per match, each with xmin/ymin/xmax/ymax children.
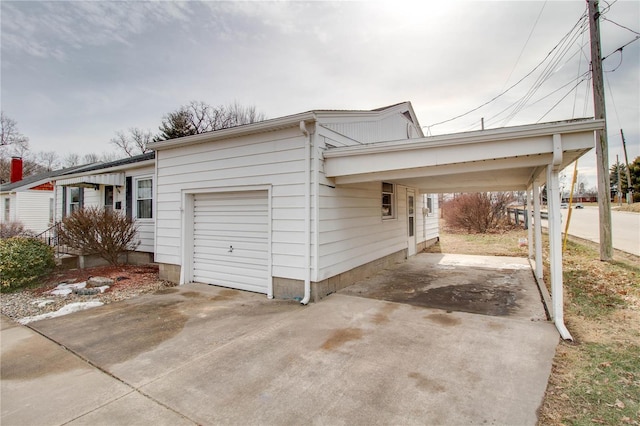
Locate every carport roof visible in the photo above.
<box><xmin>323</xmin><ymin>118</ymin><xmax>605</xmax><ymax>193</ymax></box>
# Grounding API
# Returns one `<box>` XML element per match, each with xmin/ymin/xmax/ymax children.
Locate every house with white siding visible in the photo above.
<box><xmin>1</xmin><ymin>158</ymin><xmax>58</xmax><ymax>235</ymax></box>
<box><xmin>53</xmin><ymin>152</ymin><xmax>156</xmax><ymax>262</ymax></box>
<box><xmin>149</xmin><ymin>102</ymin><xmax>440</xmax><ymax>302</ymax></box>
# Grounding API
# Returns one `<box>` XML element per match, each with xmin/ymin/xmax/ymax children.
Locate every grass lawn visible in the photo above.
<box><xmin>426</xmin><ymin>222</ymin><xmax>640</xmax><ymax>425</ymax></box>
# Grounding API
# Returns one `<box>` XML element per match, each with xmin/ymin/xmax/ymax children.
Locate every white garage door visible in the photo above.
<box><xmin>192</xmin><ymin>191</ymin><xmax>269</xmax><ymax>294</ymax></box>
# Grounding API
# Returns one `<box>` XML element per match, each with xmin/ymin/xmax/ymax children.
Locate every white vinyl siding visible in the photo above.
<box><xmin>155</xmin><ymin>126</ymin><xmax>308</xmax><ymax>281</ymax></box>
<box><xmin>322</xmin><ymin>113</ymin><xmax>416</xmax><ymax>144</ymax></box>
<box><xmin>11</xmin><ymin>191</ymin><xmax>54</xmax><ymax>234</ymax></box>
<box><xmin>423</xmin><ymin>194</ymin><xmax>439</xmax><ymax>241</ymax></box>
<box><xmin>191</xmin><ymin>191</ymin><xmax>269</xmax><ymax>293</ymax></box>
<box><xmin>316</xmin><ymin>181</ymin><xmax>408</xmax><ymax>281</ymax></box>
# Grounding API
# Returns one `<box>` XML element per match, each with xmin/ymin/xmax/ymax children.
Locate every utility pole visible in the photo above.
<box><xmin>588</xmin><ymin>0</ymin><xmax>613</xmax><ymax>261</ymax></box>
<box><xmin>617</xmin><ymin>155</ymin><xmax>622</xmax><ymax>206</ymax></box>
<box><xmin>621</xmin><ymin>129</ymin><xmax>633</xmax><ymax>204</ymax></box>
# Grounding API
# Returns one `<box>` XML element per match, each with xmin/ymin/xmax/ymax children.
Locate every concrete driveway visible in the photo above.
<box><xmin>1</xmin><ymin>254</ymin><xmax>559</xmax><ymax>425</ymax></box>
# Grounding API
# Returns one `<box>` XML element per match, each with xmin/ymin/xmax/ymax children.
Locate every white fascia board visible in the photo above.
<box><xmin>149</xmin><ymin>112</ymin><xmax>317</xmax><ymax>151</ymax></box>
<box><xmin>323</xmin><ymin>119</ymin><xmax>604</xmax><ymax>158</ymax></box>
<box><xmin>54</xmin><ymin>160</ymin><xmax>155</xmax><ymax>182</ymax></box>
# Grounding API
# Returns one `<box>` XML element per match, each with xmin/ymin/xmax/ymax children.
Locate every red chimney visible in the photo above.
<box><xmin>10</xmin><ymin>157</ymin><xmax>23</xmax><ymax>183</ymax></box>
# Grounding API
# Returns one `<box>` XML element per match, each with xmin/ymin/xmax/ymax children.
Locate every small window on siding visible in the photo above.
<box><xmin>49</xmin><ymin>198</ymin><xmax>54</xmax><ymax>223</ymax></box>
<box><xmin>382</xmin><ymin>182</ymin><xmax>395</xmax><ymax>219</ymax></box>
<box><xmin>4</xmin><ymin>198</ymin><xmax>10</xmax><ymax>222</ymax></box>
<box><xmin>136</xmin><ymin>178</ymin><xmax>153</xmax><ymax>219</ymax></box>
<box><xmin>426</xmin><ymin>196</ymin><xmax>433</xmax><ymax>216</ymax></box>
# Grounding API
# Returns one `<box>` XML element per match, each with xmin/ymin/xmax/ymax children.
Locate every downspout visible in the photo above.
<box><xmin>548</xmin><ymin>134</ymin><xmax>573</xmax><ymax>341</ymax></box>
<box><xmin>300</xmin><ymin>120</ymin><xmax>312</xmax><ymax>305</ymax></box>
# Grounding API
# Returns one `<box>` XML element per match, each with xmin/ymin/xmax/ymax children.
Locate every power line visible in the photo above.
<box><xmin>424</xmin><ymin>8</ymin><xmax>588</xmax><ymax>130</ymax></box>
<box><xmin>601</xmin><ymin>16</ymin><xmax>640</xmax><ymax>36</ymax></box>
<box><xmin>536</xmin><ymin>75</ymin><xmax>591</xmax><ymax>123</ymax></box>
<box><xmin>499</xmin><ymin>1</ymin><xmax>548</xmax><ymax>93</ymax></box>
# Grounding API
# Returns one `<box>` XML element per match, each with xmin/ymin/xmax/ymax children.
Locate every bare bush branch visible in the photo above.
<box><xmin>58</xmin><ymin>207</ymin><xmax>140</xmax><ymax>265</ymax></box>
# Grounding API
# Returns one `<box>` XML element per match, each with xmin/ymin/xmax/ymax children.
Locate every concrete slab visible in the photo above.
<box><xmin>341</xmin><ymin>253</ymin><xmax>547</xmax><ymax>321</ymax></box>
<box><xmin>4</xmin><ymin>258</ymin><xmax>559</xmax><ymax>425</ymax></box>
<box><xmin>1</xmin><ymin>315</ymin><xmax>131</xmax><ymax>426</ymax></box>
<box><xmin>65</xmin><ymin>392</ymin><xmax>195</xmax><ymax>426</ymax></box>
<box><xmin>29</xmin><ymin>285</ymin><xmax>303</xmax><ymax>387</ymax></box>
<box><xmin>140</xmin><ymin>294</ymin><xmax>557</xmax><ymax>425</ymax></box>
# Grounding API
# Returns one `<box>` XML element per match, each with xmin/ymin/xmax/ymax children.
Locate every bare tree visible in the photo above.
<box><xmin>156</xmin><ymin>101</ymin><xmax>267</xmax><ymax>141</ymax></box>
<box><xmin>0</xmin><ymin>112</ymin><xmax>29</xmax><ymax>151</ymax></box>
<box><xmin>110</xmin><ymin>127</ymin><xmax>153</xmax><ymax>157</ymax></box>
<box><xmin>63</xmin><ymin>153</ymin><xmax>81</xmax><ymax>167</ymax></box>
<box><xmin>36</xmin><ymin>151</ymin><xmax>60</xmax><ymax>171</ymax></box>
<box><xmin>83</xmin><ymin>153</ymin><xmax>101</xmax><ymax>164</ymax></box>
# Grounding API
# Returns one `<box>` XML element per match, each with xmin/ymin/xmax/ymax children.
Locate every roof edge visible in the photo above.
<box><xmin>323</xmin><ymin>118</ymin><xmax>604</xmax><ymax>158</ymax></box>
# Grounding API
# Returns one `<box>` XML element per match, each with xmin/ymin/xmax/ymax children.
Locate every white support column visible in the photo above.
<box><xmin>533</xmin><ymin>182</ymin><xmax>543</xmax><ymax>282</ymax></box>
<box><xmin>527</xmin><ymin>188</ymin><xmax>533</xmax><ymax>259</ymax></box>
<box><xmin>548</xmin><ymin>134</ymin><xmax>573</xmax><ymax>340</ymax></box>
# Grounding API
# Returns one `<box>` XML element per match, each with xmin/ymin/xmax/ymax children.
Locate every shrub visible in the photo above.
<box><xmin>58</xmin><ymin>206</ymin><xmax>139</xmax><ymax>265</ymax></box>
<box><xmin>0</xmin><ymin>237</ymin><xmax>55</xmax><ymax>292</ymax></box>
<box><xmin>0</xmin><ymin>221</ymin><xmax>34</xmax><ymax>238</ymax></box>
<box><xmin>443</xmin><ymin>192</ymin><xmax>514</xmax><ymax>233</ymax></box>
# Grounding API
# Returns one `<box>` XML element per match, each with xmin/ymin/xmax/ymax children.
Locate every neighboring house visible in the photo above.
<box><xmin>1</xmin><ymin>157</ymin><xmax>59</xmax><ymax>235</ymax></box>
<box><xmin>53</xmin><ymin>152</ymin><xmax>156</xmax><ymax>262</ymax></box>
<box><xmin>148</xmin><ymin>102</ymin><xmax>440</xmax><ymax>302</ymax></box>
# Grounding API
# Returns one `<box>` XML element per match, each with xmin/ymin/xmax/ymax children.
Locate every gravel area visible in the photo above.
<box><xmin>1</xmin><ymin>264</ymin><xmax>176</xmax><ymax>322</ymax></box>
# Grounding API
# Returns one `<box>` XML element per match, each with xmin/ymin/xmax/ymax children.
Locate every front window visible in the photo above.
<box><xmin>136</xmin><ymin>178</ymin><xmax>152</xmax><ymax>219</ymax></box>
<box><xmin>104</xmin><ymin>186</ymin><xmax>114</xmax><ymax>212</ymax></box>
<box><xmin>69</xmin><ymin>187</ymin><xmax>81</xmax><ymax>213</ymax></box>
<box><xmin>382</xmin><ymin>182</ymin><xmax>395</xmax><ymax>219</ymax></box>
<box><xmin>4</xmin><ymin>198</ymin><xmax>10</xmax><ymax>222</ymax></box>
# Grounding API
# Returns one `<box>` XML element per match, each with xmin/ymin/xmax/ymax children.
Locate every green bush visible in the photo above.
<box><xmin>0</xmin><ymin>237</ymin><xmax>55</xmax><ymax>292</ymax></box>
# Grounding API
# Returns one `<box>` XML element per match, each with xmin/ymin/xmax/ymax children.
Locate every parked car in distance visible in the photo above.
<box><xmin>574</xmin><ymin>203</ymin><xmax>584</xmax><ymax>209</ymax></box>
<box><xmin>560</xmin><ymin>203</ymin><xmax>568</xmax><ymax>209</ymax></box>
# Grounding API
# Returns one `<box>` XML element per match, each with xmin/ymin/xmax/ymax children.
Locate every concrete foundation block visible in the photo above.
<box><xmin>159</xmin><ymin>264</ymin><xmax>181</xmax><ymax>283</ymax></box>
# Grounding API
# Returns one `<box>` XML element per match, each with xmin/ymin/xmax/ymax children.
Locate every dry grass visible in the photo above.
<box><xmin>427</xmin><ymin>221</ymin><xmax>640</xmax><ymax>425</ymax></box>
<box><xmin>613</xmin><ymin>203</ymin><xmax>640</xmax><ymax>213</ymax></box>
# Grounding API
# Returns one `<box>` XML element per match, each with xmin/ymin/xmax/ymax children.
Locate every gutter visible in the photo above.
<box><xmin>300</xmin><ymin>120</ymin><xmax>312</xmax><ymax>305</ymax></box>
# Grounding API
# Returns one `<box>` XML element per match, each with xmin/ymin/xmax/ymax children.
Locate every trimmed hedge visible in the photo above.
<box><xmin>0</xmin><ymin>237</ymin><xmax>55</xmax><ymax>292</ymax></box>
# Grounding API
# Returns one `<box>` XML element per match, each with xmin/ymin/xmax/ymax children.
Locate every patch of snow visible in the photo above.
<box><xmin>18</xmin><ymin>301</ymin><xmax>104</xmax><ymax>325</ymax></box>
<box><xmin>97</xmin><ymin>286</ymin><xmax>110</xmax><ymax>293</ymax></box>
<box><xmin>49</xmin><ymin>281</ymin><xmax>87</xmax><ymax>297</ymax></box>
<box><xmin>31</xmin><ymin>299</ymin><xmax>56</xmax><ymax>308</ymax></box>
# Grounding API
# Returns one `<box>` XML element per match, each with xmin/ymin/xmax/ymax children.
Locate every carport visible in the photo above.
<box><xmin>324</xmin><ymin>118</ymin><xmax>605</xmax><ymax>340</ymax></box>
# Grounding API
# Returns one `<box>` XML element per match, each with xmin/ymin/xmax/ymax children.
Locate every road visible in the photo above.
<box><xmin>555</xmin><ymin>206</ymin><xmax>640</xmax><ymax>256</ymax></box>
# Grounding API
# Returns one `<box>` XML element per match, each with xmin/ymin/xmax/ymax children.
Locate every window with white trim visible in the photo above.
<box><xmin>69</xmin><ymin>187</ymin><xmax>81</xmax><ymax>213</ymax></box>
<box><xmin>382</xmin><ymin>182</ymin><xmax>395</xmax><ymax>219</ymax></box>
<box><xmin>136</xmin><ymin>177</ymin><xmax>153</xmax><ymax>219</ymax></box>
<box><xmin>4</xmin><ymin>198</ymin><xmax>10</xmax><ymax>222</ymax></box>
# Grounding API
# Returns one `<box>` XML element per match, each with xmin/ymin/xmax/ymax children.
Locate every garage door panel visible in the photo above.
<box><xmin>193</xmin><ymin>251</ymin><xmax>269</xmax><ymax>265</ymax></box>
<box><xmin>193</xmin><ymin>241</ymin><xmax>268</xmax><ymax>253</ymax></box>
<box><xmin>192</xmin><ymin>191</ymin><xmax>269</xmax><ymax>294</ymax></box>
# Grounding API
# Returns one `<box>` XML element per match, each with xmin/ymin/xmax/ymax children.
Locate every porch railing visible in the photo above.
<box><xmin>36</xmin><ymin>222</ymin><xmax>72</xmax><ymax>258</ymax></box>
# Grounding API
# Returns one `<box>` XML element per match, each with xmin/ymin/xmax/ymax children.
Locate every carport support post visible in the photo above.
<box><xmin>546</xmin><ymin>160</ymin><xmax>573</xmax><ymax>341</ymax></box>
<box><xmin>532</xmin><ymin>183</ymin><xmax>543</xmax><ymax>282</ymax></box>
<box><xmin>526</xmin><ymin>188</ymin><xmax>533</xmax><ymax>260</ymax></box>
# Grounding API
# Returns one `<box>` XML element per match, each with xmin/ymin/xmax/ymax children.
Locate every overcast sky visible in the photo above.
<box><xmin>2</xmin><ymin>0</ymin><xmax>639</xmax><ymax>188</ymax></box>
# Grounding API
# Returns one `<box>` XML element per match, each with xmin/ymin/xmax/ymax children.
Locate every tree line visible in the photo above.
<box><xmin>0</xmin><ymin>101</ymin><xmax>266</xmax><ymax>183</ymax></box>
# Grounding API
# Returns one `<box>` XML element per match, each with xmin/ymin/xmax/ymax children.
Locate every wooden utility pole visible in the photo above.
<box><xmin>588</xmin><ymin>0</ymin><xmax>613</xmax><ymax>261</ymax></box>
<box><xmin>617</xmin><ymin>155</ymin><xmax>622</xmax><ymax>206</ymax></box>
<box><xmin>621</xmin><ymin>129</ymin><xmax>633</xmax><ymax>203</ymax></box>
